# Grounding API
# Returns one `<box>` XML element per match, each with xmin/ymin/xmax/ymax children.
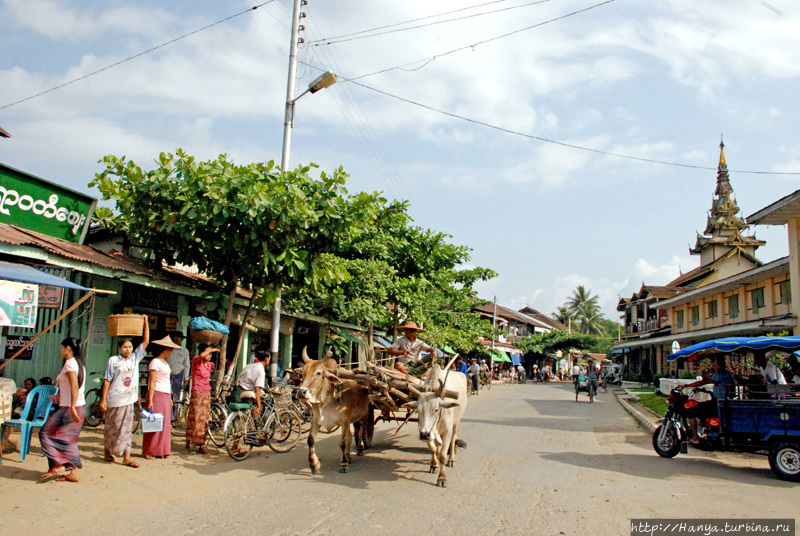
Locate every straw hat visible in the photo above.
<box><xmin>151</xmin><ymin>336</ymin><xmax>180</xmax><ymax>349</ymax></box>
<box><xmin>396</xmin><ymin>321</ymin><xmax>426</xmax><ymax>333</ymax></box>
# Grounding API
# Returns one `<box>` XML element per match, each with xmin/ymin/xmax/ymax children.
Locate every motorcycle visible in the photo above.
<box><xmin>604</xmin><ymin>372</ymin><xmax>622</xmax><ymax>386</ymax></box>
<box><xmin>652</xmin><ymin>383</ymin><xmax>800</xmax><ymax>481</ymax></box>
<box><xmin>652</xmin><ymin>386</ymin><xmax>718</xmax><ymax>457</ymax></box>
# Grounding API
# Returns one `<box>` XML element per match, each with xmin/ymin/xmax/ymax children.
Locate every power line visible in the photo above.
<box><xmin>347</xmin><ymin>0</ymin><xmax>618</xmax><ymax>82</ymax></box>
<box><xmin>0</xmin><ymin>1</ymin><xmax>275</xmax><ymax>111</ymax></box>
<box><xmin>309</xmin><ymin>0</ymin><xmax>557</xmax><ymax>46</ymax></box>
<box><xmin>346</xmin><ymin>79</ymin><xmax>800</xmax><ymax>176</ymax></box>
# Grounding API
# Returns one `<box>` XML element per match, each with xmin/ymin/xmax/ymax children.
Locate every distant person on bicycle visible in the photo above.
<box><xmin>586</xmin><ymin>361</ymin><xmax>600</xmax><ymax>397</ymax></box>
<box><xmin>99</xmin><ymin>315</ymin><xmax>149</xmax><ymax>468</ymax></box>
<box><xmin>234</xmin><ymin>348</ymin><xmax>270</xmax><ymax>418</ymax></box>
<box><xmin>467</xmin><ymin>358</ymin><xmax>481</xmax><ymax>394</ymax></box>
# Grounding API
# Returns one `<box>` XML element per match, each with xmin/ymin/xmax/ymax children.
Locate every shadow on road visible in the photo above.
<box><xmin>541</xmin><ymin>450</ymin><xmax>789</xmax><ymax>488</ymax></box>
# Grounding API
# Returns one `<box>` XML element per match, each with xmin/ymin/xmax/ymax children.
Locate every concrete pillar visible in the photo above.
<box><xmin>788</xmin><ymin>218</ymin><xmax>800</xmax><ymax>335</ymax></box>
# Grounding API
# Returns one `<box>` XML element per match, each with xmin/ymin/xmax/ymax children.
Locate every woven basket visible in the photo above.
<box><xmin>107</xmin><ymin>314</ymin><xmax>145</xmax><ymax>337</ymax></box>
<box><xmin>0</xmin><ymin>394</ymin><xmax>12</xmax><ymax>423</ymax></box>
<box><xmin>272</xmin><ymin>383</ymin><xmax>293</xmax><ymax>409</ymax></box>
<box><xmin>190</xmin><ymin>328</ymin><xmax>224</xmax><ymax>346</ymax></box>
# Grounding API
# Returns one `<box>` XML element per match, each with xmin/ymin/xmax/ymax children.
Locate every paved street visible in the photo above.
<box><xmin>1</xmin><ymin>382</ymin><xmax>798</xmax><ymax>535</ymax></box>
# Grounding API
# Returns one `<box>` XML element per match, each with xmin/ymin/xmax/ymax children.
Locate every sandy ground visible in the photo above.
<box><xmin>1</xmin><ymin>382</ymin><xmax>798</xmax><ymax>536</ymax></box>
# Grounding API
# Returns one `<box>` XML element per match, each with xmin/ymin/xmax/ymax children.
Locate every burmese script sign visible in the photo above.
<box><xmin>5</xmin><ymin>336</ymin><xmax>34</xmax><ymax>360</ymax></box>
<box><xmin>0</xmin><ymin>163</ymin><xmax>96</xmax><ymax>244</ymax></box>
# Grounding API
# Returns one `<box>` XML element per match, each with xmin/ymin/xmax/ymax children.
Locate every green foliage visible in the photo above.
<box><xmin>679</xmin><ymin>370</ymin><xmax>697</xmax><ymax>379</ymax></box>
<box><xmin>283</xmin><ymin>198</ymin><xmax>497</xmax><ymax>353</ymax></box>
<box><xmin>91</xmin><ymin>206</ymin><xmax>122</xmax><ymax>231</ymax></box>
<box><xmin>516</xmin><ymin>329</ymin><xmax>597</xmax><ymax>357</ymax></box>
<box><xmin>637</xmin><ymin>392</ymin><xmax>668</xmax><ymax>417</ymax></box>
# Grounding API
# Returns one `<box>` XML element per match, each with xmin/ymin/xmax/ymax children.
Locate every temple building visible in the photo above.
<box><xmin>611</xmin><ymin>142</ymin><xmax>788</xmax><ymax>378</ymax></box>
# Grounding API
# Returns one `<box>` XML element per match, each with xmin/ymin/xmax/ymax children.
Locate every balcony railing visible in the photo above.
<box><xmin>625</xmin><ymin>317</ymin><xmax>668</xmax><ymax>334</ymax></box>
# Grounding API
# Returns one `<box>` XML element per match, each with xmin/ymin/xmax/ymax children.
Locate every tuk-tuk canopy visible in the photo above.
<box><xmin>666</xmin><ymin>336</ymin><xmax>800</xmax><ymax>362</ymax></box>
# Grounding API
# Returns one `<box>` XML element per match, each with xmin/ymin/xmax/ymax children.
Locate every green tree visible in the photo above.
<box><xmin>91</xmin><ymin>150</ymin><xmax>379</xmax><ymax>379</ymax></box>
<box><xmin>552</xmin><ymin>305</ymin><xmax>572</xmax><ymax>325</ymax></box>
<box><xmin>566</xmin><ymin>285</ymin><xmax>603</xmax><ymax>335</ymax></box>
<box><xmin>283</xmin><ymin>198</ymin><xmax>497</xmax><ymax>354</ymax></box>
<box><xmin>516</xmin><ymin>329</ymin><xmax>597</xmax><ymax>358</ymax></box>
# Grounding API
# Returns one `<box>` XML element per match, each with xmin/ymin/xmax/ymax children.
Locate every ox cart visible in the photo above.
<box><xmin>323</xmin><ymin>358</ymin><xmax>462</xmax><ymax>448</ymax></box>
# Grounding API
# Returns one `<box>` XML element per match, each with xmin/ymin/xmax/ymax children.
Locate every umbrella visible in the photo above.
<box><xmin>666</xmin><ymin>336</ymin><xmax>800</xmax><ymax>362</ymax></box>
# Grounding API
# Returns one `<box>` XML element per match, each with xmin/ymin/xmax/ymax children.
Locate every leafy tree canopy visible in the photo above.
<box><xmin>516</xmin><ymin>329</ymin><xmax>597</xmax><ymax>357</ymax></box>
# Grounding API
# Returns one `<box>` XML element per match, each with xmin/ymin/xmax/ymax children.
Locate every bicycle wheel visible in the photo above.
<box><xmin>575</xmin><ymin>386</ymin><xmax>579</xmax><ymax>402</ymax></box>
<box><xmin>589</xmin><ymin>386</ymin><xmax>595</xmax><ymax>403</ymax></box>
<box><xmin>207</xmin><ymin>403</ymin><xmax>227</xmax><ymax>447</ymax></box>
<box><xmin>83</xmin><ymin>388</ymin><xmax>103</xmax><ymax>427</ymax></box>
<box><xmin>293</xmin><ymin>400</ymin><xmax>312</xmax><ymax>433</ymax></box>
<box><xmin>267</xmin><ymin>411</ymin><xmax>300</xmax><ymax>453</ymax></box>
<box><xmin>224</xmin><ymin>411</ymin><xmax>254</xmax><ymax>461</ymax></box>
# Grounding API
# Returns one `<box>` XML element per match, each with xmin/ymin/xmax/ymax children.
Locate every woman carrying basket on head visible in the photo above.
<box><xmin>185</xmin><ymin>345</ymin><xmax>220</xmax><ymax>454</ymax></box>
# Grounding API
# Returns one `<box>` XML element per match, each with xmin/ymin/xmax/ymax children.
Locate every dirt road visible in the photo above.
<box><xmin>1</xmin><ymin>382</ymin><xmax>797</xmax><ymax>535</ymax></box>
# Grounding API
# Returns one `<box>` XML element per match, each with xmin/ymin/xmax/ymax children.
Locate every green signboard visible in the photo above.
<box><xmin>0</xmin><ymin>163</ymin><xmax>96</xmax><ymax>244</ymax></box>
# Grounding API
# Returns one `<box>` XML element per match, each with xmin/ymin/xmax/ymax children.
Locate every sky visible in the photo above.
<box><xmin>2</xmin><ymin>0</ymin><xmax>800</xmax><ymax>324</ymax></box>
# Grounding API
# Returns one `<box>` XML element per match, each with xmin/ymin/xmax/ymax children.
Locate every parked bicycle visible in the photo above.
<box><xmin>223</xmin><ymin>384</ymin><xmax>302</xmax><ymax>461</ymax></box>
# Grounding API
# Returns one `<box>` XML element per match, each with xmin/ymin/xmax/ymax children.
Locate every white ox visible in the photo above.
<box><xmin>402</xmin><ymin>364</ymin><xmax>467</xmax><ymax>487</ymax></box>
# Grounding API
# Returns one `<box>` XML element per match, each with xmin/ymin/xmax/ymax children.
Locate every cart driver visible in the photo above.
<box><xmin>685</xmin><ymin>354</ymin><xmax>734</xmax><ymax>445</ymax></box>
<box><xmin>753</xmin><ymin>350</ymin><xmax>787</xmax><ymax>385</ymax></box>
<box><xmin>387</xmin><ymin>321</ymin><xmax>436</xmax><ymax>376</ymax></box>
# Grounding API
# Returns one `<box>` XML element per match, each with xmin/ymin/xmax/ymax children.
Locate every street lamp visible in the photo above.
<box><xmin>271</xmin><ymin>0</ymin><xmax>338</xmax><ymax>375</ymax></box>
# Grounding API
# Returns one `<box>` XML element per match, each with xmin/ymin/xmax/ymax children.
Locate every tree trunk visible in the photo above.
<box><xmin>214</xmin><ymin>281</ymin><xmax>240</xmax><ymax>396</ymax></box>
<box><xmin>228</xmin><ymin>287</ymin><xmax>261</xmax><ymax>378</ymax></box>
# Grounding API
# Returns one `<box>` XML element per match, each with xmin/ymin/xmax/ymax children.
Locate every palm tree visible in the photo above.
<box><xmin>565</xmin><ymin>285</ymin><xmax>603</xmax><ymax>335</ymax></box>
<box><xmin>552</xmin><ymin>306</ymin><xmax>572</xmax><ymax>325</ymax></box>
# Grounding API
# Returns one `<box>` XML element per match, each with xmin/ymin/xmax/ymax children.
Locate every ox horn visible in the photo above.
<box><xmin>302</xmin><ymin>346</ymin><xmax>311</xmax><ymax>363</ymax></box>
<box><xmin>435</xmin><ymin>379</ymin><xmax>445</xmax><ymax>398</ymax></box>
<box><xmin>324</xmin><ymin>346</ymin><xmax>333</xmax><ymax>359</ymax></box>
<box><xmin>408</xmin><ymin>384</ymin><xmax>423</xmax><ymax>399</ymax></box>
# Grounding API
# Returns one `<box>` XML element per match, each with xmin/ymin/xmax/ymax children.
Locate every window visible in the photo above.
<box><xmin>676</xmin><ymin>310</ymin><xmax>684</xmax><ymax>328</ymax></box>
<box><xmin>691</xmin><ymin>305</ymin><xmax>700</xmax><ymax>326</ymax></box>
<box><xmin>728</xmin><ymin>295</ymin><xmax>739</xmax><ymax>319</ymax></box>
<box><xmin>780</xmin><ymin>280</ymin><xmax>792</xmax><ymax>305</ymax></box>
<box><xmin>707</xmin><ymin>300</ymin><xmax>718</xmax><ymax>319</ymax></box>
<box><xmin>752</xmin><ymin>287</ymin><xmax>765</xmax><ymax>313</ymax></box>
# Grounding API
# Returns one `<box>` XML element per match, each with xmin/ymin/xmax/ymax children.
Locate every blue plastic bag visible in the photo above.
<box><xmin>190</xmin><ymin>316</ymin><xmax>230</xmax><ymax>335</ymax></box>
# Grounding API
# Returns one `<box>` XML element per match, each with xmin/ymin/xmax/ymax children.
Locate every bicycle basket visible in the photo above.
<box><xmin>272</xmin><ymin>383</ymin><xmax>293</xmax><ymax>409</ymax></box>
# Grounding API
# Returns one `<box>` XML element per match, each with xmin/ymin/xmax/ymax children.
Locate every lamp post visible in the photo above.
<box><xmin>270</xmin><ymin>0</ymin><xmax>337</xmax><ymax>376</ymax></box>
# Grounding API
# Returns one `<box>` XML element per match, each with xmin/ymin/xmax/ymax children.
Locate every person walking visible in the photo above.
<box><xmin>168</xmin><ymin>331</ymin><xmax>191</xmax><ymax>422</ymax></box>
<box><xmin>143</xmin><ymin>336</ymin><xmax>180</xmax><ymax>459</ymax></box>
<box><xmin>99</xmin><ymin>316</ymin><xmax>149</xmax><ymax>467</ymax></box>
<box><xmin>39</xmin><ymin>337</ymin><xmax>86</xmax><ymax>483</ymax></box>
<box><xmin>185</xmin><ymin>345</ymin><xmax>220</xmax><ymax>453</ymax></box>
<box><xmin>467</xmin><ymin>358</ymin><xmax>481</xmax><ymax>394</ymax></box>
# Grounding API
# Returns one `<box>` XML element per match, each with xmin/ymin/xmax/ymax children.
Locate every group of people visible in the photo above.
<box><xmin>36</xmin><ymin>318</ymin><xmax>222</xmax><ymax>483</ymax></box>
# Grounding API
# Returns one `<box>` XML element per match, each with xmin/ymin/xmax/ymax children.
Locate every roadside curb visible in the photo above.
<box><xmin>615</xmin><ymin>390</ymin><xmax>658</xmax><ymax>434</ymax></box>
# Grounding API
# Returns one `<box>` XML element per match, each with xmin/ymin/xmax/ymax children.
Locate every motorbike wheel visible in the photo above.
<box><xmin>652</xmin><ymin>423</ymin><xmax>681</xmax><ymax>458</ymax></box>
<box><xmin>768</xmin><ymin>441</ymin><xmax>800</xmax><ymax>482</ymax></box>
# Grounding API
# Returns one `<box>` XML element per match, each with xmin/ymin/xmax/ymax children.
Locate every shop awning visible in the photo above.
<box><xmin>374</xmin><ymin>335</ymin><xmax>392</xmax><ymax>349</ymax></box>
<box><xmin>334</xmin><ymin>328</ymin><xmax>365</xmax><ymax>345</ymax></box>
<box><xmin>492</xmin><ymin>350</ymin><xmax>511</xmax><ymax>362</ymax></box>
<box><xmin>510</xmin><ymin>352</ymin><xmax>522</xmax><ymax>366</ymax></box>
<box><xmin>443</xmin><ymin>345</ymin><xmax>456</xmax><ymax>355</ymax></box>
<box><xmin>0</xmin><ymin>261</ymin><xmax>90</xmax><ymax>290</ymax></box>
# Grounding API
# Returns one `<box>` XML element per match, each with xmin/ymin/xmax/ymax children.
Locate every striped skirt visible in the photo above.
<box><xmin>104</xmin><ymin>404</ymin><xmax>134</xmax><ymax>456</ymax></box>
<box><xmin>186</xmin><ymin>391</ymin><xmax>211</xmax><ymax>447</ymax></box>
<box><xmin>39</xmin><ymin>405</ymin><xmax>85</xmax><ymax>471</ymax></box>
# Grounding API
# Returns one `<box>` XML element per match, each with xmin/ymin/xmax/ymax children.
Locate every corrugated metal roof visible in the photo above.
<box><xmin>0</xmin><ymin>223</ymin><xmax>218</xmax><ymax>291</ymax></box>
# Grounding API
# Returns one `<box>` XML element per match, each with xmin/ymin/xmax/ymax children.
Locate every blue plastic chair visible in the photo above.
<box><xmin>1</xmin><ymin>385</ymin><xmax>57</xmax><ymax>461</ymax></box>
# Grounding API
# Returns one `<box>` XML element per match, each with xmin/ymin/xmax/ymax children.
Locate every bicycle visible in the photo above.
<box><xmin>223</xmin><ymin>384</ymin><xmax>301</xmax><ymax>461</ymax></box>
<box><xmin>171</xmin><ymin>381</ymin><xmax>191</xmax><ymax>437</ymax></box>
<box><xmin>479</xmin><ymin>372</ymin><xmax>492</xmax><ymax>390</ymax></box>
<box><xmin>588</xmin><ymin>380</ymin><xmax>597</xmax><ymax>403</ymax></box>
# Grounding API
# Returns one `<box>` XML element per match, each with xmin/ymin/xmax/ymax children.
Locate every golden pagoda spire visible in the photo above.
<box><xmin>719</xmin><ymin>137</ymin><xmax>726</xmax><ymax>167</ymax></box>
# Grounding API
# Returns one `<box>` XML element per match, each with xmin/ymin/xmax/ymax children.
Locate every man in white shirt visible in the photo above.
<box><xmin>387</xmin><ymin>321</ymin><xmax>436</xmax><ymax>375</ymax></box>
<box><xmin>754</xmin><ymin>350</ymin><xmax>787</xmax><ymax>385</ymax></box>
<box><xmin>168</xmin><ymin>331</ymin><xmax>191</xmax><ymax>421</ymax></box>
<box><xmin>234</xmin><ymin>350</ymin><xmax>270</xmax><ymax>417</ymax></box>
